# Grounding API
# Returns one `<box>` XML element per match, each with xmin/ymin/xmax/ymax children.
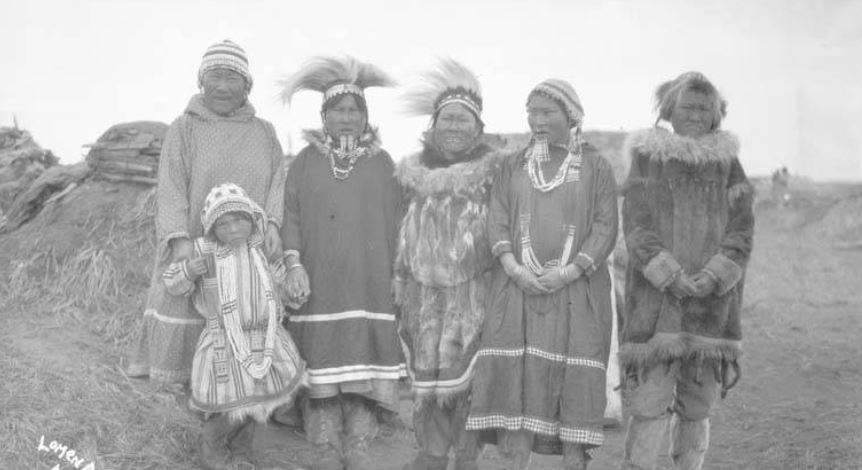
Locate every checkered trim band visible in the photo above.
<box><xmin>465</xmin><ymin>414</ymin><xmax>603</xmax><ymax>445</ymax></box>
<box><xmin>476</xmin><ymin>347</ymin><xmax>605</xmax><ymax>370</ymax></box>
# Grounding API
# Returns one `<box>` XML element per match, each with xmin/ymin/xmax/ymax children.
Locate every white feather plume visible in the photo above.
<box><xmin>278</xmin><ymin>55</ymin><xmax>395</xmax><ymax>105</ymax></box>
<box><xmin>401</xmin><ymin>58</ymin><xmax>482</xmax><ymax>118</ymax></box>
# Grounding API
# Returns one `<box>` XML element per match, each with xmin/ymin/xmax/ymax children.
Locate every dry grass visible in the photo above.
<box><xmin>3</xmin><ymin>177</ymin><xmax>862</xmax><ymax>469</ymax></box>
<box><xmin>0</xmin><ymin>180</ymin><xmax>201</xmax><ymax>469</ymax></box>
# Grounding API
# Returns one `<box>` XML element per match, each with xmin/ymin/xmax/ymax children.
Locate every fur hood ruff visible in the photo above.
<box><xmin>395</xmin><ymin>140</ymin><xmax>505</xmax><ymax>198</ymax></box>
<box><xmin>623</xmin><ymin>127</ymin><xmax>740</xmax><ymax>174</ymax></box>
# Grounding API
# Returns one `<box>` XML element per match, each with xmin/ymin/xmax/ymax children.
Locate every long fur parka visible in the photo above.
<box><xmin>620</xmin><ymin>127</ymin><xmax>754</xmax><ymax>379</ymax></box>
<box><xmin>394</xmin><ymin>137</ymin><xmax>505</xmax><ymax>401</ymax></box>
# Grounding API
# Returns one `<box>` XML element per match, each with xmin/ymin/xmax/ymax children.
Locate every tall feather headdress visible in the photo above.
<box><xmin>401</xmin><ymin>58</ymin><xmax>483</xmax><ymax>122</ymax></box>
<box><xmin>279</xmin><ymin>55</ymin><xmax>395</xmax><ymax>108</ymax></box>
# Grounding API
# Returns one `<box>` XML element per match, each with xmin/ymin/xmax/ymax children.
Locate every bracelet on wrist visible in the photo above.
<box><xmin>287</xmin><ymin>263</ymin><xmax>305</xmax><ymax>272</ymax></box>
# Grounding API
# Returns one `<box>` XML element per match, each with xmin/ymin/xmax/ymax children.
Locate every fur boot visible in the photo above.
<box><xmin>669</xmin><ymin>415</ymin><xmax>709</xmax><ymax>470</ymax></box>
<box><xmin>620</xmin><ymin>415</ymin><xmax>668</xmax><ymax>470</ymax></box>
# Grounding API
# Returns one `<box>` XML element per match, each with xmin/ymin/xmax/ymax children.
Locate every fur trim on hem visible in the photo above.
<box><xmin>623</xmin><ymin>128</ymin><xmax>739</xmax><ymax>174</ymax></box>
<box><xmin>191</xmin><ymin>371</ymin><xmax>309</xmax><ymax>424</ymax></box>
<box><xmin>302</xmin><ymin>127</ymin><xmax>383</xmax><ymax>157</ymax></box>
<box><xmin>395</xmin><ymin>141</ymin><xmax>506</xmax><ymax>197</ymax></box>
<box><xmin>619</xmin><ymin>332</ymin><xmax>742</xmax><ymax>369</ymax></box>
<box><xmin>414</xmin><ymin>386</ymin><xmax>471</xmax><ymax>408</ymax></box>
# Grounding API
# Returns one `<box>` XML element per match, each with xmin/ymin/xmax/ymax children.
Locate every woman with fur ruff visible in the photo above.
<box><xmin>466</xmin><ymin>79</ymin><xmax>618</xmax><ymax>470</ymax></box>
<box><xmin>279</xmin><ymin>56</ymin><xmax>405</xmax><ymax>470</ymax></box>
<box><xmin>393</xmin><ymin>59</ymin><xmax>504</xmax><ymax>470</ymax></box>
<box><xmin>618</xmin><ymin>72</ymin><xmax>754</xmax><ymax>470</ymax></box>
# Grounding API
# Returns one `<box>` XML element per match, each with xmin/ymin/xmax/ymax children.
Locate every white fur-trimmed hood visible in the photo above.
<box><xmin>395</xmin><ymin>143</ymin><xmax>505</xmax><ymax>197</ymax></box>
<box><xmin>623</xmin><ymin>127</ymin><xmax>740</xmax><ymax>172</ymax></box>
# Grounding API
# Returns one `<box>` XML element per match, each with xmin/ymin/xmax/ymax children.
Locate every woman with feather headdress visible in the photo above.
<box><xmin>278</xmin><ymin>55</ymin><xmax>405</xmax><ymax>470</ymax></box>
<box><xmin>393</xmin><ymin>58</ymin><xmax>505</xmax><ymax>470</ymax></box>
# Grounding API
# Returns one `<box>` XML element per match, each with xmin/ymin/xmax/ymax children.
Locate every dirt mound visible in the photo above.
<box><xmin>810</xmin><ymin>192</ymin><xmax>862</xmax><ymax>247</ymax></box>
<box><xmin>85</xmin><ymin>121</ymin><xmax>168</xmax><ymax>185</ymax></box>
<box><xmin>1</xmin><ymin>179</ymin><xmax>156</xmax><ymax>342</ymax></box>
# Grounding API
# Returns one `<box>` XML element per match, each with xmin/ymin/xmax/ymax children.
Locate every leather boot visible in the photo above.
<box><xmin>228</xmin><ymin>418</ymin><xmax>256</xmax><ymax>467</ymax></box>
<box><xmin>401</xmin><ymin>453</ymin><xmax>449</xmax><ymax>470</ymax></box>
<box><xmin>562</xmin><ymin>443</ymin><xmax>589</xmax><ymax>470</ymax></box>
<box><xmin>305</xmin><ymin>398</ymin><xmax>345</xmax><ymax>470</ymax></box>
<box><xmin>343</xmin><ymin>395</ymin><xmax>377</xmax><ymax>470</ymax></box>
<box><xmin>669</xmin><ymin>415</ymin><xmax>709</xmax><ymax>470</ymax></box>
<box><xmin>199</xmin><ymin>415</ymin><xmax>236</xmax><ymax>470</ymax></box>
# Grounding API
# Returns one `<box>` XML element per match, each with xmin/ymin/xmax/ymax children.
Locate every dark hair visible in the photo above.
<box><xmin>320</xmin><ymin>92</ymin><xmax>370</xmax><ymax>133</ymax></box>
<box><xmin>430</xmin><ymin>104</ymin><xmax>485</xmax><ymax>136</ymax></box>
<box><xmin>656</xmin><ymin>76</ymin><xmax>727</xmax><ymax>130</ymax></box>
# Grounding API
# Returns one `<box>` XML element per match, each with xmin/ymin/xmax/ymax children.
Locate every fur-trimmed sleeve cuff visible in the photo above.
<box><xmin>642</xmin><ymin>251</ymin><xmax>683</xmax><ymax>290</ymax></box>
<box><xmin>703</xmin><ymin>253</ymin><xmax>743</xmax><ymax>295</ymax></box>
<box><xmin>492</xmin><ymin>240</ymin><xmax>513</xmax><ymax>258</ymax></box>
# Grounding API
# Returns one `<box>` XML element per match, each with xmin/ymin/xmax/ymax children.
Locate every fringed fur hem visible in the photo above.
<box><xmin>414</xmin><ymin>386</ymin><xmax>471</xmax><ymax>408</ymax></box>
<box><xmin>193</xmin><ymin>371</ymin><xmax>309</xmax><ymax>424</ymax></box>
<box><xmin>619</xmin><ymin>332</ymin><xmax>742</xmax><ymax>369</ymax></box>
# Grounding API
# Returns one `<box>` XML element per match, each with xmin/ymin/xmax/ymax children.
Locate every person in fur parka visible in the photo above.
<box><xmin>619</xmin><ymin>72</ymin><xmax>755</xmax><ymax>470</ymax></box>
<box><xmin>393</xmin><ymin>59</ymin><xmax>505</xmax><ymax>470</ymax></box>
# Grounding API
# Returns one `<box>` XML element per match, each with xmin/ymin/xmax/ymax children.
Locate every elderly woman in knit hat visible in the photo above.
<box><xmin>128</xmin><ymin>39</ymin><xmax>286</xmax><ymax>386</ymax></box>
<box><xmin>278</xmin><ymin>56</ymin><xmax>405</xmax><ymax>470</ymax></box>
<box><xmin>393</xmin><ymin>58</ymin><xmax>506</xmax><ymax>470</ymax></box>
<box><xmin>618</xmin><ymin>72</ymin><xmax>753</xmax><ymax>470</ymax></box>
<box><xmin>465</xmin><ymin>79</ymin><xmax>618</xmax><ymax>470</ymax></box>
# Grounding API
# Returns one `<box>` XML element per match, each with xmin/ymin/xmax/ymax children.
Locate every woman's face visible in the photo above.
<box><xmin>201</xmin><ymin>68</ymin><xmax>247</xmax><ymax>116</ymax></box>
<box><xmin>323</xmin><ymin>94</ymin><xmax>367</xmax><ymax>138</ymax></box>
<box><xmin>670</xmin><ymin>90</ymin><xmax>715</xmax><ymax>138</ymax></box>
<box><xmin>213</xmin><ymin>212</ymin><xmax>253</xmax><ymax>247</ymax></box>
<box><xmin>433</xmin><ymin>103</ymin><xmax>480</xmax><ymax>158</ymax></box>
<box><xmin>527</xmin><ymin>94</ymin><xmax>570</xmax><ymax>146</ymax></box>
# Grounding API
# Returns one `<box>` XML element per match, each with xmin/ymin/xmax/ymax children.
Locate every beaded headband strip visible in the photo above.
<box><xmin>435</xmin><ymin>92</ymin><xmax>481</xmax><ymax>118</ymax></box>
<box><xmin>324</xmin><ymin>83</ymin><xmax>365</xmax><ymax>103</ymax></box>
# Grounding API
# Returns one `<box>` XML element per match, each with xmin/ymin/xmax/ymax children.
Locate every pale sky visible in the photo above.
<box><xmin>2</xmin><ymin>0</ymin><xmax>861</xmax><ymax>180</ymax></box>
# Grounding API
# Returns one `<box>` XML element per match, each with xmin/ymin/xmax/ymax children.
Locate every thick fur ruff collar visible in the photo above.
<box><xmin>623</xmin><ymin>127</ymin><xmax>739</xmax><ymax>171</ymax></box>
<box><xmin>302</xmin><ymin>127</ymin><xmax>383</xmax><ymax>157</ymax></box>
<box><xmin>395</xmin><ymin>139</ymin><xmax>505</xmax><ymax>197</ymax></box>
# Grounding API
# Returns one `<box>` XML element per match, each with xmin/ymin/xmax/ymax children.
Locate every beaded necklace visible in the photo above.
<box><xmin>324</xmin><ymin>134</ymin><xmax>369</xmax><ymax>180</ymax></box>
<box><xmin>524</xmin><ymin>136</ymin><xmax>582</xmax><ymax>192</ymax></box>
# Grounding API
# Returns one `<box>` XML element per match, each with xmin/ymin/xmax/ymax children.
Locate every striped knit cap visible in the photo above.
<box><xmin>528</xmin><ymin>78</ymin><xmax>584</xmax><ymax>129</ymax></box>
<box><xmin>198</xmin><ymin>39</ymin><xmax>253</xmax><ymax>90</ymax></box>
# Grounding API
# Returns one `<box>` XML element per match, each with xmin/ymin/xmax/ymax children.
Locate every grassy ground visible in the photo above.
<box><xmin>2</xmin><ymin>179</ymin><xmax>862</xmax><ymax>469</ymax></box>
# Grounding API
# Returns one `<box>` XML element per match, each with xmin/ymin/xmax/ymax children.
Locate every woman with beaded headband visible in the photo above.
<box><xmin>393</xmin><ymin>58</ymin><xmax>505</xmax><ymax>470</ymax></box>
<box><xmin>465</xmin><ymin>79</ymin><xmax>618</xmax><ymax>469</ymax></box>
<box><xmin>278</xmin><ymin>55</ymin><xmax>405</xmax><ymax>470</ymax></box>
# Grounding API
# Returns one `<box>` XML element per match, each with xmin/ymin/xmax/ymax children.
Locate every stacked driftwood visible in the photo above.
<box><xmin>85</xmin><ymin>121</ymin><xmax>167</xmax><ymax>185</ymax></box>
<box><xmin>1</xmin><ymin>121</ymin><xmax>168</xmax><ymax>232</ymax></box>
<box><xmin>0</xmin><ymin>125</ymin><xmax>59</xmax><ymax>228</ymax></box>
